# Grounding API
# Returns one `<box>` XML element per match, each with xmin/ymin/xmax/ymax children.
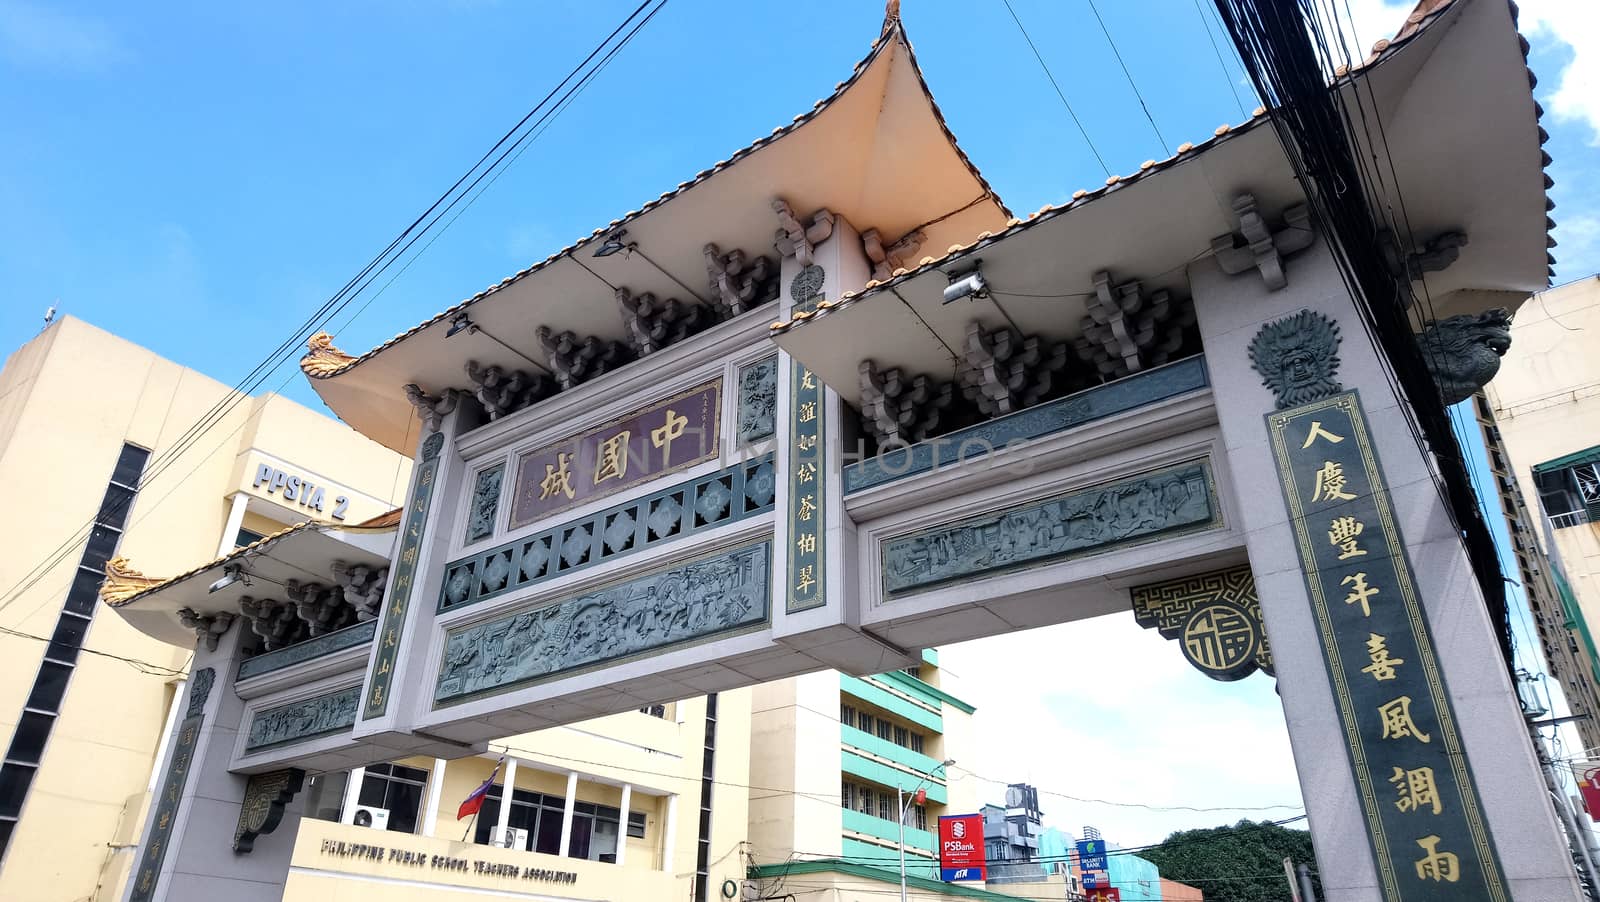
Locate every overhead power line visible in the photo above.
<box><xmin>1193</xmin><ymin>0</ymin><xmax>1249</xmax><ymax>118</ymax></box>
<box><xmin>1001</xmin><ymin>0</ymin><xmax>1111</xmax><ymax>178</ymax></box>
<box><xmin>1084</xmin><ymin>0</ymin><xmax>1168</xmax><ymax>152</ymax></box>
<box><xmin>0</xmin><ymin>0</ymin><xmax>669</xmax><ymax>624</ymax></box>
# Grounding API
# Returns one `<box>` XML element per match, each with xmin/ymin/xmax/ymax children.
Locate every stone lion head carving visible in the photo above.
<box><xmin>1248</xmin><ymin>310</ymin><xmax>1343</xmax><ymax>409</ymax></box>
<box><xmin>1418</xmin><ymin>308</ymin><xmax>1512</xmax><ymax>405</ymax></box>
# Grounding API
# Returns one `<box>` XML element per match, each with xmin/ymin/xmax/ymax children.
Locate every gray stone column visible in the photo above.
<box><xmin>123</xmin><ymin>625</ymin><xmax>303</xmax><ymax>902</ymax></box>
<box><xmin>1191</xmin><ymin>236</ymin><xmax>1581</xmax><ymax>901</ymax></box>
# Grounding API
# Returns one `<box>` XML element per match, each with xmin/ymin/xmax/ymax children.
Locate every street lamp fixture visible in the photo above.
<box><xmin>592</xmin><ymin>229</ymin><xmax>634</xmax><ymax>258</ymax></box>
<box><xmin>899</xmin><ymin>758</ymin><xmax>955</xmax><ymax>902</ymax></box>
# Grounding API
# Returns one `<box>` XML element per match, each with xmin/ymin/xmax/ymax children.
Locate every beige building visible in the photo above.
<box><xmin>0</xmin><ymin>316</ymin><xmax>411</xmax><ymax>900</ymax></box>
<box><xmin>1486</xmin><ymin>275</ymin><xmax>1600</xmax><ymax>748</ymax></box>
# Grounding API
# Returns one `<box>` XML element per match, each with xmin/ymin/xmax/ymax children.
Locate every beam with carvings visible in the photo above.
<box><xmin>464</xmin><ymin>360</ymin><xmax>555</xmax><ymax>421</ymax></box>
<box><xmin>615</xmin><ymin>287</ymin><xmax>713</xmax><ymax>357</ymax></box>
<box><xmin>704</xmin><ymin>243</ymin><xmax>778</xmax><ymax>318</ymax></box>
<box><xmin>858</xmin><ymin>359</ymin><xmax>959</xmax><ymax>446</ymax></box>
<box><xmin>957</xmin><ymin>321</ymin><xmax>1076</xmax><ymax>418</ymax></box>
<box><xmin>535</xmin><ymin>326</ymin><xmax>633</xmax><ymax>391</ymax></box>
<box><xmin>1073</xmin><ymin>271</ymin><xmax>1198</xmax><ymax>379</ymax></box>
<box><xmin>1209</xmin><ymin>193</ymin><xmax>1313</xmax><ymax>291</ymax></box>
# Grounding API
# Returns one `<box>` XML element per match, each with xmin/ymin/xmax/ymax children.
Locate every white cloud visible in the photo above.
<box><xmin>939</xmin><ymin>613</ymin><xmax>1304</xmax><ymax>848</ymax></box>
<box><xmin>1518</xmin><ymin>0</ymin><xmax>1600</xmax><ymax>145</ymax></box>
<box><xmin>0</xmin><ymin>1</ymin><xmax>125</xmax><ymax>73</ymax></box>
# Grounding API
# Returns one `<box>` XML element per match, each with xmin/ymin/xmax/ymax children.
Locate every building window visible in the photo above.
<box><xmin>902</xmin><ymin>665</ymin><xmax>922</xmax><ymax>679</ymax></box>
<box><xmin>1537</xmin><ymin>461</ymin><xmax>1600</xmax><ymax>528</ymax></box>
<box><xmin>569</xmin><ymin>800</ymin><xmax>623</xmax><ymax>862</ymax></box>
<box><xmin>235</xmin><ymin>528</ymin><xmax>265</xmax><ymax>548</ymax></box>
<box><xmin>0</xmin><ymin>442</ymin><xmax>148</xmax><ymax>858</ymax></box>
<box><xmin>879</xmin><ymin>794</ymin><xmax>894</xmax><ymax>822</ymax></box>
<box><xmin>911</xmin><ymin>805</ymin><xmax>927</xmax><ymax>832</ymax></box>
<box><xmin>840</xmin><ymin>704</ymin><xmax>855</xmax><ymax>728</ymax></box>
<box><xmin>638</xmin><ymin>704</ymin><xmax>666</xmax><ymax>718</ymax></box>
<box><xmin>910</xmin><ymin>733</ymin><xmax>924</xmax><ymax>753</ymax></box>
<box><xmin>877</xmin><ymin>719</ymin><xmax>892</xmax><ymax>741</ymax></box>
<box><xmin>357</xmin><ymin>763</ymin><xmax>431</xmax><ymax>834</ymax></box>
<box><xmin>841</xmin><ymin>781</ymin><xmax>855</xmax><ymax>810</ymax></box>
<box><xmin>858</xmin><ymin>713</ymin><xmax>874</xmax><ymax>735</ymax></box>
<box><xmin>893</xmin><ymin>726</ymin><xmax>908</xmax><ymax>747</ymax></box>
<box><xmin>627</xmin><ymin>810</ymin><xmax>647</xmax><ymax>839</ymax></box>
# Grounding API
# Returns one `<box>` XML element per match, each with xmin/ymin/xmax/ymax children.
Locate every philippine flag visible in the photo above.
<box><xmin>457</xmin><ymin>758</ymin><xmax>503</xmax><ymax>820</ymax></box>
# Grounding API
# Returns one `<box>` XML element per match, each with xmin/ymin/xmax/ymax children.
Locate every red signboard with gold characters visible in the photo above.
<box><xmin>509</xmin><ymin>380</ymin><xmax>721</xmax><ymax>528</ymax></box>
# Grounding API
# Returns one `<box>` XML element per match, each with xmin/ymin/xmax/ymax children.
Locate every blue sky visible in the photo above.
<box><xmin>3</xmin><ymin>0</ymin><xmax>1597</xmax><ymax>847</ymax></box>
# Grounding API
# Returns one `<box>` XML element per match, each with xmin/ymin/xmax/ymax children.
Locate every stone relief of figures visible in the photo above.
<box><xmin>436</xmin><ymin>542</ymin><xmax>770</xmax><ymax>701</ymax></box>
<box><xmin>704</xmin><ymin>243</ymin><xmax>778</xmax><ymax>318</ymax></box>
<box><xmin>535</xmin><ymin>326</ymin><xmax>633</xmax><ymax>391</ymax></box>
<box><xmin>883</xmin><ymin>463</ymin><xmax>1216</xmax><ymax>594</ymax></box>
<box><xmin>1073</xmin><ymin>272</ymin><xmax>1198</xmax><ymax>379</ymax></box>
<box><xmin>737</xmin><ymin>357</ymin><xmax>778</xmax><ymax>444</ymax></box>
<box><xmin>245</xmin><ymin>686</ymin><xmax>360</xmax><ymax>751</ymax></box>
<box><xmin>464</xmin><ymin>360</ymin><xmax>555</xmax><ymax>421</ymax></box>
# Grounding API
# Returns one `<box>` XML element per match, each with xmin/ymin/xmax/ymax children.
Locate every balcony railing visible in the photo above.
<box><xmin>1550</xmin><ymin>510</ymin><xmax>1592</xmax><ymax>530</ymax></box>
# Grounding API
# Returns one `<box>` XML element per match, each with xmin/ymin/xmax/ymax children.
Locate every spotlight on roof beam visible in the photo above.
<box><xmin>942</xmin><ymin>263</ymin><xmax>988</xmax><ymax>305</ymax></box>
<box><xmin>208</xmin><ymin>564</ymin><xmax>249</xmax><ymax>594</ymax></box>
<box><xmin>593</xmin><ymin>229</ymin><xmax>633</xmax><ymax>258</ymax></box>
<box><xmin>446</xmin><ymin>314</ymin><xmax>477</xmax><ymax>338</ymax></box>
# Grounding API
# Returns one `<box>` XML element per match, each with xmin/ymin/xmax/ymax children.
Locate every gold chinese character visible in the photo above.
<box><xmin>595</xmin><ymin>431</ymin><xmax>631</xmax><ymax>484</ymax></box>
<box><xmin>1302</xmin><ymin>421</ymin><xmax>1345</xmax><ymax>448</ymax></box>
<box><xmin>1391</xmin><ymin>766</ymin><xmax>1442</xmax><ymax>815</ymax></box>
<box><xmin>384</xmin><ymin>629</ymin><xmax>397</xmax><ymax>648</ymax></box>
<box><xmin>795</xmin><ymin>565</ymin><xmax>816</xmax><ymax>593</ymax></box>
<box><xmin>420</xmin><ymin>468</ymin><xmax>435</xmax><ymax>486</ymax></box>
<box><xmin>139</xmin><ymin>872</ymin><xmax>153</xmax><ymax>891</ymax></box>
<box><xmin>1378</xmin><ymin>696</ymin><xmax>1432</xmax><ymax>743</ymax></box>
<box><xmin>1341</xmin><ymin>572</ymin><xmax>1380</xmax><ymax>616</ymax></box>
<box><xmin>797</xmin><ymin>434</ymin><xmax>818</xmax><ymax>451</ymax></box>
<box><xmin>799</xmin><ymin>401</ymin><xmax>817</xmax><ymax>423</ymax></box>
<box><xmin>395</xmin><ymin>573</ymin><xmax>412</xmax><ymax>592</ymax></box>
<box><xmin>797</xmin><ymin>461</ymin><xmax>817</xmax><ymax>484</ymax></box>
<box><xmin>1311</xmin><ymin>461</ymin><xmax>1358</xmax><ymax>502</ymax></box>
<box><xmin>158</xmin><ymin>811</ymin><xmax>171</xmax><ymax>829</ymax></box>
<box><xmin>1362</xmin><ymin>633</ymin><xmax>1405</xmax><ymax>681</ymax></box>
<box><xmin>414</xmin><ymin>495</ymin><xmax>428</xmax><ymax>514</ymax></box>
<box><xmin>370</xmin><ymin>685</ymin><xmax>385</xmax><ymax>706</ymax></box>
<box><xmin>401</xmin><ymin>546</ymin><xmax>418</xmax><ymax>565</ymax></box>
<box><xmin>796</xmin><ymin>533</ymin><xmax>816</xmax><ymax>555</ymax></box>
<box><xmin>652</xmin><ymin>409</ymin><xmax>688</xmax><ymax>456</ymax></box>
<box><xmin>800</xmin><ymin>370</ymin><xmax>816</xmax><ymax>390</ymax></box>
<box><xmin>1413</xmin><ymin>835</ymin><xmax>1460</xmax><ymax>882</ymax></box>
<box><xmin>409</xmin><ymin>522</ymin><xmax>421</xmax><ymax>539</ymax></box>
<box><xmin>378</xmin><ymin>659</ymin><xmax>390</xmax><ymax>675</ymax></box>
<box><xmin>1328</xmin><ymin>516</ymin><xmax>1368</xmax><ymax>559</ymax></box>
<box><xmin>539</xmin><ymin>453</ymin><xmax>576</xmax><ymax>500</ymax></box>
<box><xmin>798</xmin><ymin>495</ymin><xmax>816</xmax><ymax>521</ymax></box>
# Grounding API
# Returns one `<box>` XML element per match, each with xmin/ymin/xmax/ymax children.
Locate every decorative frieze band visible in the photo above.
<box><xmin>882</xmin><ymin>460</ymin><xmax>1220</xmax><ymax>597</ymax></box>
<box><xmin>435</xmin><ymin>541</ymin><xmax>772</xmax><ymax>704</ymax></box>
<box><xmin>1130</xmin><ymin>565</ymin><xmax>1274</xmax><ymax>681</ymax></box>
<box><xmin>246</xmin><ymin>686</ymin><xmax>362</xmax><ymax>752</ymax></box>
<box><xmin>440</xmin><ymin>454</ymin><xmax>776</xmax><ymax>614</ymax></box>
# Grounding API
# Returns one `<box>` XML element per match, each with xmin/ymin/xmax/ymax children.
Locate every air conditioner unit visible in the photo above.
<box><xmin>345</xmin><ymin>805</ymin><xmax>390</xmax><ymax>830</ymax></box>
<box><xmin>490</xmin><ymin>825</ymin><xmax>529</xmax><ymax>850</ymax></box>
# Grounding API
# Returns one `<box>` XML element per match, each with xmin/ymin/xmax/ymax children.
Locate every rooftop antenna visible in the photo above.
<box><xmin>42</xmin><ymin>301</ymin><xmax>57</xmax><ymax>330</ymax></box>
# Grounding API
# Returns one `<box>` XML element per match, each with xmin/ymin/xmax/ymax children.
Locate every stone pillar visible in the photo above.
<box><xmin>339</xmin><ymin>766</ymin><xmax>365</xmax><ymax>823</ymax></box>
<box><xmin>662</xmin><ymin>794</ymin><xmax>678</xmax><ymax>874</ymax></box>
<box><xmin>123</xmin><ymin>623</ymin><xmax>303</xmax><ymax>902</ymax></box>
<box><xmin>770</xmin><ymin>203</ymin><xmax>909</xmax><ymax>674</ymax></box>
<box><xmin>217</xmin><ymin>493</ymin><xmax>249</xmax><ymax>557</ymax></box>
<box><xmin>616</xmin><ymin>783</ymin><xmax>632</xmax><ymax>867</ymax></box>
<box><xmin>558</xmin><ymin>771</ymin><xmax>578</xmax><ymax>857</ymax></box>
<box><xmin>422</xmin><ymin>758</ymin><xmax>447</xmax><ymax>836</ymax></box>
<box><xmin>352</xmin><ymin>396</ymin><xmax>480</xmax><ymax>750</ymax></box>
<box><xmin>495</xmin><ymin>758</ymin><xmax>518</xmax><ymax>842</ymax></box>
<box><xmin>1191</xmin><ymin>235</ymin><xmax>1581</xmax><ymax>901</ymax></box>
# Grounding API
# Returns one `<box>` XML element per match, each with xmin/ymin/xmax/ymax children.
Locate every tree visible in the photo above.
<box><xmin>1140</xmin><ymin>819</ymin><xmax>1322</xmax><ymax>902</ymax></box>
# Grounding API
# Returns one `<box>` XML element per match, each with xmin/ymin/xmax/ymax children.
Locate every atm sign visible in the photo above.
<box><xmin>938</xmin><ymin>814</ymin><xmax>986</xmax><ymax>882</ymax></box>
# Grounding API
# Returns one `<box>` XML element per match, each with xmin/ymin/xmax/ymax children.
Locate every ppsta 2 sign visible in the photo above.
<box><xmin>938</xmin><ymin>814</ymin><xmax>986</xmax><ymax>882</ymax></box>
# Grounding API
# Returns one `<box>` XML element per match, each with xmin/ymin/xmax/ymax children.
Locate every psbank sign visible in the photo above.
<box><xmin>938</xmin><ymin>814</ymin><xmax>986</xmax><ymax>882</ymax></box>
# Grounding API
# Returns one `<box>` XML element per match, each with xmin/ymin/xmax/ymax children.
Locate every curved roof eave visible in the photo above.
<box><xmin>300</xmin><ymin>14</ymin><xmax>1010</xmax><ymax>415</ymax></box>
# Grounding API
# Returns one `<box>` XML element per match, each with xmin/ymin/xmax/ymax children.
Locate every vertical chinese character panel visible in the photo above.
<box><xmin>787</xmin><ymin>360</ymin><xmax>825</xmax><ymax>613</ymax></box>
<box><xmin>363</xmin><ymin>437</ymin><xmax>441</xmax><ymax>720</ymax></box>
<box><xmin>128</xmin><ymin>668</ymin><xmax>213</xmax><ymax>902</ymax></box>
<box><xmin>1268</xmin><ymin>391</ymin><xmax>1506</xmax><ymax>901</ymax></box>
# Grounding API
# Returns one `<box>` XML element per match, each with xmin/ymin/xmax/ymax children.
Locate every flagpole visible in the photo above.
<box><xmin>463</xmin><ymin>808</ymin><xmax>477</xmax><ymax>842</ymax></box>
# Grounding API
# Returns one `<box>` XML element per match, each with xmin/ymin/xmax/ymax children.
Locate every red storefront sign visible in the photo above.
<box><xmin>1086</xmin><ymin>889</ymin><xmax>1121</xmax><ymax>902</ymax></box>
<box><xmin>937</xmin><ymin>814</ymin><xmax>986</xmax><ymax>882</ymax></box>
<box><xmin>1578</xmin><ymin>761</ymin><xmax>1600</xmax><ymax>821</ymax></box>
